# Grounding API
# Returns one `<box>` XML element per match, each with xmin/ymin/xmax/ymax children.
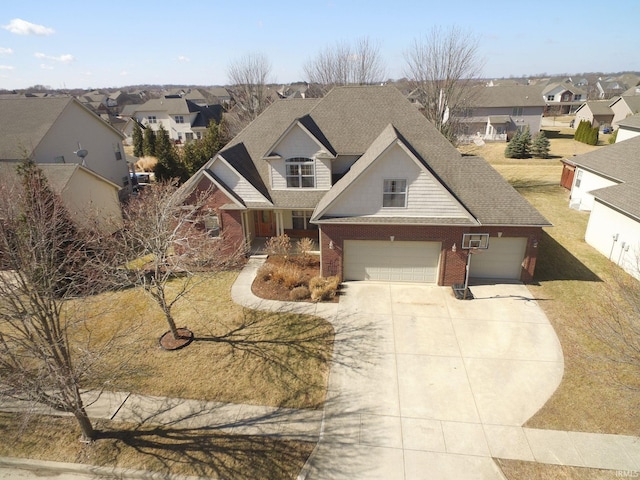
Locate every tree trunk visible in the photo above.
<box><xmin>164</xmin><ymin>309</ymin><xmax>180</xmax><ymax>339</ymax></box>
<box><xmin>73</xmin><ymin>408</ymin><xmax>95</xmax><ymax>442</ymax></box>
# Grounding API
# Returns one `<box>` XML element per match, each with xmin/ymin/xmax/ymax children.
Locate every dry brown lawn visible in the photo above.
<box><xmin>460</xmin><ymin>128</ymin><xmax>640</xmax><ymax>479</ymax></box>
<box><xmin>1</xmin><ymin>270</ymin><xmax>334</xmax><ymax>478</ymax></box>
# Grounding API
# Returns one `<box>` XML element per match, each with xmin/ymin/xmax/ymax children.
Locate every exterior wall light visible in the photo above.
<box><xmin>452</xmin><ymin>243</ymin><xmax>457</xmax><ymax>252</ymax></box>
<box><xmin>329</xmin><ymin>241</ymin><xmax>334</xmax><ymax>250</ymax></box>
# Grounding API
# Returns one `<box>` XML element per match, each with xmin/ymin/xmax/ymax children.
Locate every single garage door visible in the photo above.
<box><xmin>469</xmin><ymin>237</ymin><xmax>527</xmax><ymax>280</ymax></box>
<box><xmin>343</xmin><ymin>240</ymin><xmax>441</xmax><ymax>283</ymax></box>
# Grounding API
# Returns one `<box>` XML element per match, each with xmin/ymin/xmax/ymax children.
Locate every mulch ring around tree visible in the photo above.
<box><xmin>159</xmin><ymin>328</ymin><xmax>194</xmax><ymax>351</ymax></box>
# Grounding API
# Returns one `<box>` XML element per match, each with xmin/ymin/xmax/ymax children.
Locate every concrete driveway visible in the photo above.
<box><xmin>305</xmin><ymin>282</ymin><xmax>564</xmax><ymax>480</ymax></box>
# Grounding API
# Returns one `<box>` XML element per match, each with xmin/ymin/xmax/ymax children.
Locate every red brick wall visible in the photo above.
<box><xmin>193</xmin><ymin>177</ymin><xmax>246</xmax><ymax>253</ymax></box>
<box><xmin>320</xmin><ymin>224</ymin><xmax>542</xmax><ymax>285</ymax></box>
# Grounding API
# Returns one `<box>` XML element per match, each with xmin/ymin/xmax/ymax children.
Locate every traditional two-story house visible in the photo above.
<box><xmin>542</xmin><ymin>82</ymin><xmax>586</xmax><ymax>115</ymax></box>
<box><xmin>183</xmin><ymin>86</ymin><xmax>549</xmax><ymax>285</ymax></box>
<box><xmin>128</xmin><ymin>95</ymin><xmax>223</xmax><ymax>144</ymax></box>
<box><xmin>454</xmin><ymin>85</ymin><xmax>546</xmax><ymax>143</ymax></box>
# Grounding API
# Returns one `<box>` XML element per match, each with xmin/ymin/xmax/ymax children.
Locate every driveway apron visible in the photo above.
<box><xmin>304</xmin><ymin>282</ymin><xmax>564</xmax><ymax>480</ymax></box>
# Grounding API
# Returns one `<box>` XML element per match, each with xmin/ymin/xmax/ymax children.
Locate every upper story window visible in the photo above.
<box><xmin>512</xmin><ymin>107</ymin><xmax>523</xmax><ymax>116</ymax></box>
<box><xmin>383</xmin><ymin>179</ymin><xmax>407</xmax><ymax>208</ymax></box>
<box><xmin>147</xmin><ymin>115</ymin><xmax>157</xmax><ymax>124</ymax></box>
<box><xmin>574</xmin><ymin>94</ymin><xmax>582</xmax><ymax>101</ymax></box>
<box><xmin>175</xmin><ymin>115</ymin><xmax>185</xmax><ymax>124</ymax></box>
<box><xmin>547</xmin><ymin>95</ymin><xmax>555</xmax><ymax>101</ymax></box>
<box><xmin>114</xmin><ymin>143</ymin><xmax>122</xmax><ymax>161</ymax></box>
<box><xmin>286</xmin><ymin>157</ymin><xmax>315</xmax><ymax>188</ymax></box>
<box><xmin>575</xmin><ymin>170</ymin><xmax>583</xmax><ymax>188</ymax></box>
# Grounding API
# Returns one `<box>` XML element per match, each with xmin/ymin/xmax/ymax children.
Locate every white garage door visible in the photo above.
<box><xmin>469</xmin><ymin>237</ymin><xmax>527</xmax><ymax>280</ymax></box>
<box><xmin>344</xmin><ymin>240</ymin><xmax>441</xmax><ymax>283</ymax></box>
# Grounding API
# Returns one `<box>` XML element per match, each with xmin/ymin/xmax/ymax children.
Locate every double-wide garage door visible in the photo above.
<box><xmin>344</xmin><ymin>240</ymin><xmax>441</xmax><ymax>283</ymax></box>
<box><xmin>469</xmin><ymin>237</ymin><xmax>527</xmax><ymax>280</ymax></box>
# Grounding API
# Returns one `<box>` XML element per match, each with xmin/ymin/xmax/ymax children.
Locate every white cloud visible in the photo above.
<box><xmin>0</xmin><ymin>47</ymin><xmax>13</xmax><ymax>55</ymax></box>
<box><xmin>178</xmin><ymin>55</ymin><xmax>190</xmax><ymax>62</ymax></box>
<box><xmin>39</xmin><ymin>64</ymin><xmax>54</xmax><ymax>70</ymax></box>
<box><xmin>34</xmin><ymin>52</ymin><xmax>75</xmax><ymax>64</ymax></box>
<box><xmin>0</xmin><ymin>65</ymin><xmax>15</xmax><ymax>71</ymax></box>
<box><xmin>120</xmin><ymin>70</ymin><xmax>128</xmax><ymax>76</ymax></box>
<box><xmin>2</xmin><ymin>18</ymin><xmax>54</xmax><ymax>36</ymax></box>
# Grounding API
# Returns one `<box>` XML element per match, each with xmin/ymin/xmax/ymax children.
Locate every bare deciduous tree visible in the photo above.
<box><xmin>227</xmin><ymin>52</ymin><xmax>274</xmax><ymax>132</ymax></box>
<box><xmin>304</xmin><ymin>37</ymin><xmax>386</xmax><ymax>97</ymax></box>
<box><xmin>404</xmin><ymin>26</ymin><xmax>484</xmax><ymax>143</ymax></box>
<box><xmin>0</xmin><ymin>161</ymin><xmax>131</xmax><ymax>442</ymax></box>
<box><xmin>119</xmin><ymin>181</ymin><xmax>242</xmax><ymax>349</ymax></box>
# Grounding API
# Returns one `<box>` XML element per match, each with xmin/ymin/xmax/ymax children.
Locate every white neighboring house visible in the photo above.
<box><xmin>542</xmin><ymin>82</ymin><xmax>586</xmax><ymax>114</ymax></box>
<box><xmin>128</xmin><ymin>95</ymin><xmax>222</xmax><ymax>144</ymax></box>
<box><xmin>615</xmin><ymin>113</ymin><xmax>640</xmax><ymax>142</ymax></box>
<box><xmin>0</xmin><ymin>96</ymin><xmax>132</xmax><ymax>201</ymax></box>
<box><xmin>569</xmin><ymin>135</ymin><xmax>640</xmax><ymax>279</ymax></box>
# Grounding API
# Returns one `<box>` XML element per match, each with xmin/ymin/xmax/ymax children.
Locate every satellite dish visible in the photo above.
<box><xmin>74</xmin><ymin>149</ymin><xmax>88</xmax><ymax>159</ymax></box>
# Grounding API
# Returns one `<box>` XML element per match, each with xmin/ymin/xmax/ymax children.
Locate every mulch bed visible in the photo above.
<box><xmin>251</xmin><ymin>255</ymin><xmax>321</xmax><ymax>302</ymax></box>
<box><xmin>159</xmin><ymin>328</ymin><xmax>194</xmax><ymax>350</ymax></box>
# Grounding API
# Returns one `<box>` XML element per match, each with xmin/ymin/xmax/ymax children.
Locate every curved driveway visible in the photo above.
<box><xmin>304</xmin><ymin>281</ymin><xmax>564</xmax><ymax>480</ymax></box>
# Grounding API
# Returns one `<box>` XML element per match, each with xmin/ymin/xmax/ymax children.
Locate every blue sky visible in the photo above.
<box><xmin>1</xmin><ymin>0</ymin><xmax>638</xmax><ymax>90</ymax></box>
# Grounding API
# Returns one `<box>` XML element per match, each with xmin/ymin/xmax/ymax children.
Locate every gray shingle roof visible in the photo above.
<box><xmin>469</xmin><ymin>85</ymin><xmax>546</xmax><ymax>108</ymax></box>
<box><xmin>187</xmin><ymin>85</ymin><xmax>549</xmax><ymax>227</ymax></box>
<box><xmin>573</xmin><ymin>135</ymin><xmax>640</xmax><ymax>220</ymax></box>
<box><xmin>579</xmin><ymin>100</ymin><xmax>614</xmax><ymax>116</ymax></box>
<box><xmin>617</xmin><ymin>113</ymin><xmax>640</xmax><ymax>130</ymax></box>
<box><xmin>0</xmin><ymin>96</ymin><xmax>74</xmax><ymax>160</ymax></box>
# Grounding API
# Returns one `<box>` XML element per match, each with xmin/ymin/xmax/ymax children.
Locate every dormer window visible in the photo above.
<box><xmin>286</xmin><ymin>157</ymin><xmax>315</xmax><ymax>188</ymax></box>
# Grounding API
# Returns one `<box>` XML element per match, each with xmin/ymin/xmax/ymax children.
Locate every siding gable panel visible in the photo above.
<box><xmin>211</xmin><ymin>157</ymin><xmax>269</xmax><ymax>204</ymax></box>
<box><xmin>323</xmin><ymin>143</ymin><xmax>469</xmax><ymax>218</ymax></box>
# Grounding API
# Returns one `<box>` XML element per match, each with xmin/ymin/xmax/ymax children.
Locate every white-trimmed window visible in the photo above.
<box><xmin>292</xmin><ymin>210</ymin><xmax>318</xmax><ymax>230</ymax></box>
<box><xmin>204</xmin><ymin>214</ymin><xmax>220</xmax><ymax>237</ymax></box>
<box><xmin>147</xmin><ymin>115</ymin><xmax>157</xmax><ymax>124</ymax></box>
<box><xmin>575</xmin><ymin>169</ymin><xmax>583</xmax><ymax>188</ymax></box>
<box><xmin>286</xmin><ymin>157</ymin><xmax>315</xmax><ymax>188</ymax></box>
<box><xmin>547</xmin><ymin>95</ymin><xmax>555</xmax><ymax>101</ymax></box>
<box><xmin>114</xmin><ymin>143</ymin><xmax>122</xmax><ymax>161</ymax></box>
<box><xmin>383</xmin><ymin>179</ymin><xmax>407</xmax><ymax>208</ymax></box>
<box><xmin>175</xmin><ymin>115</ymin><xmax>185</xmax><ymax>124</ymax></box>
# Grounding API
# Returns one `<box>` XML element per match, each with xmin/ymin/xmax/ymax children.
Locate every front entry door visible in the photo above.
<box><xmin>254</xmin><ymin>210</ymin><xmax>275</xmax><ymax>237</ymax></box>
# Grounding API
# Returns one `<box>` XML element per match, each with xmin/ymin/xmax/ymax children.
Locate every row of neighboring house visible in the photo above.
<box><xmin>0</xmin><ymin>96</ymin><xmax>130</xmax><ymax>232</ymax></box>
<box><xmin>562</xmin><ymin>114</ymin><xmax>640</xmax><ymax>280</ymax></box>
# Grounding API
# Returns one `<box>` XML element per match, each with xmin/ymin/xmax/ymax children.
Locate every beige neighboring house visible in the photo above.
<box><xmin>0</xmin><ymin>96</ymin><xmax>132</xmax><ymax>201</ymax></box>
<box><xmin>0</xmin><ymin>163</ymin><xmax>122</xmax><ymax>234</ymax></box>
<box><xmin>542</xmin><ymin>82</ymin><xmax>586</xmax><ymax>114</ymax></box>
<box><xmin>609</xmin><ymin>95</ymin><xmax>640</xmax><ymax>127</ymax></box>
<box><xmin>616</xmin><ymin>113</ymin><xmax>640</xmax><ymax>142</ymax></box>
<box><xmin>573</xmin><ymin>101</ymin><xmax>614</xmax><ymax>128</ymax></box>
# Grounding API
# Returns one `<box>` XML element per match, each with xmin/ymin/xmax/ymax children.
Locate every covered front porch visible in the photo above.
<box><xmin>242</xmin><ymin>208</ymin><xmax>319</xmax><ymax>253</ymax></box>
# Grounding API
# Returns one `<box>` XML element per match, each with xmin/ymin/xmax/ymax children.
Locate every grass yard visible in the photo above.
<box><xmin>0</xmin><ymin>414</ymin><xmax>314</xmax><ymax>480</ymax></box>
<box><xmin>1</xmin><ymin>269</ymin><xmax>334</xmax><ymax>478</ymax></box>
<box><xmin>463</xmin><ymin>129</ymin><xmax>640</xmax><ymax>479</ymax></box>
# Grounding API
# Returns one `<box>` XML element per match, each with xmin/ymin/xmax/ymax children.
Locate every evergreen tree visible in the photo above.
<box><xmin>143</xmin><ymin>126</ymin><xmax>156</xmax><ymax>157</ymax></box>
<box><xmin>531</xmin><ymin>131</ymin><xmax>550</xmax><ymax>158</ymax></box>
<box><xmin>153</xmin><ymin>125</ymin><xmax>188</xmax><ymax>182</ymax></box>
<box><xmin>505</xmin><ymin>127</ymin><xmax>531</xmax><ymax>159</ymax></box>
<box><xmin>132</xmin><ymin>121</ymin><xmax>144</xmax><ymax>157</ymax></box>
<box><xmin>181</xmin><ymin>120</ymin><xmax>229</xmax><ymax>176</ymax></box>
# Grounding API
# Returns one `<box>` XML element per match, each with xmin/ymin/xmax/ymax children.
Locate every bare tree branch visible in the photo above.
<box><xmin>403</xmin><ymin>26</ymin><xmax>485</xmax><ymax>144</ymax></box>
<box><xmin>304</xmin><ymin>37</ymin><xmax>386</xmax><ymax>97</ymax></box>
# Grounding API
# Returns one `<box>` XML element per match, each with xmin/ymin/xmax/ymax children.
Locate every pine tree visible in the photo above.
<box><xmin>531</xmin><ymin>131</ymin><xmax>550</xmax><ymax>158</ymax></box>
<box><xmin>143</xmin><ymin>126</ymin><xmax>156</xmax><ymax>157</ymax></box>
<box><xmin>505</xmin><ymin>129</ymin><xmax>521</xmax><ymax>158</ymax></box>
<box><xmin>505</xmin><ymin>127</ymin><xmax>531</xmax><ymax>159</ymax></box>
<box><xmin>153</xmin><ymin>125</ymin><xmax>188</xmax><ymax>182</ymax></box>
<box><xmin>132</xmin><ymin>121</ymin><xmax>144</xmax><ymax>157</ymax></box>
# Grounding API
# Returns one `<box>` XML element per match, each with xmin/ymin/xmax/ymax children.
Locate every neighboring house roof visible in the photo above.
<box><xmin>469</xmin><ymin>85</ymin><xmax>546</xmax><ymax>108</ymax></box>
<box><xmin>187</xmin><ymin>85</ymin><xmax>548</xmax><ymax>227</ymax></box>
<box><xmin>572</xmin><ymin>135</ymin><xmax>640</xmax><ymax>185</ymax></box>
<box><xmin>130</xmin><ymin>96</ymin><xmax>222</xmax><ymax>126</ymax></box>
<box><xmin>0</xmin><ymin>162</ymin><xmax>120</xmax><ymax>192</ymax></box>
<box><xmin>617</xmin><ymin>113</ymin><xmax>640</xmax><ymax>130</ymax></box>
<box><xmin>542</xmin><ymin>82</ymin><xmax>586</xmax><ymax>96</ymax></box>
<box><xmin>0</xmin><ymin>96</ymin><xmax>124</xmax><ymax>161</ymax></box>
<box><xmin>589</xmin><ymin>182</ymin><xmax>640</xmax><ymax>221</ymax></box>
<box><xmin>573</xmin><ymin>135</ymin><xmax>640</xmax><ymax>220</ymax></box>
<box><xmin>576</xmin><ymin>100</ymin><xmax>614</xmax><ymax>116</ymax></box>
<box><xmin>609</xmin><ymin>95</ymin><xmax>640</xmax><ymax>112</ymax></box>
